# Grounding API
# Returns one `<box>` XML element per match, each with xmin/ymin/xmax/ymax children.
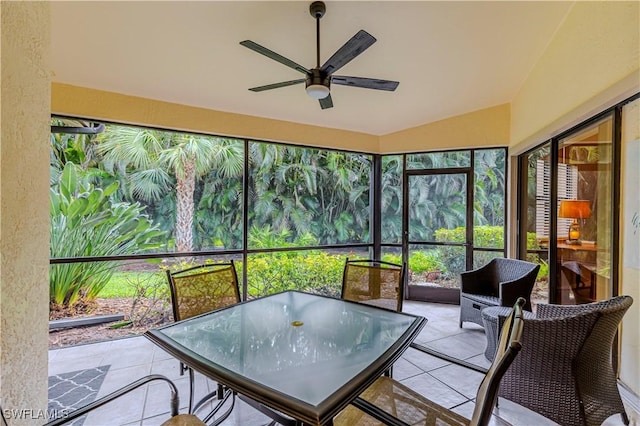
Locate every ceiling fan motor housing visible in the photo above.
<box><xmin>305</xmin><ymin>69</ymin><xmax>330</xmax><ymax>90</ymax></box>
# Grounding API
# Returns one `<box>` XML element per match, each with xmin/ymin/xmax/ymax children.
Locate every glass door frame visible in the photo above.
<box><xmin>517</xmin><ymin>106</ymin><xmax>626</xmax><ymax>304</ymax></box>
<box><xmin>402</xmin><ymin>166</ymin><xmax>474</xmax><ymax>303</ymax></box>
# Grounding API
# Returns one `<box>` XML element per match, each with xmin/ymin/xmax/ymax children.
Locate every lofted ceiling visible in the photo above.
<box><xmin>51</xmin><ymin>1</ymin><xmax>574</xmax><ymax>136</ymax></box>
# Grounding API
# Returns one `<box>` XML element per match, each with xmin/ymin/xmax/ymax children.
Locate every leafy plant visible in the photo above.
<box><xmin>435</xmin><ymin>226</ymin><xmax>506</xmax><ymax>277</ymax></box>
<box><xmin>381</xmin><ymin>253</ymin><xmax>402</xmax><ymax>265</ymax></box>
<box><xmin>50</xmin><ymin>163</ymin><xmax>165</xmax><ymax>308</ymax></box>
<box><xmin>408</xmin><ymin>251</ymin><xmax>444</xmax><ymax>274</ymax></box>
<box><xmin>383</xmin><ymin>252</ymin><xmax>444</xmax><ymax>272</ymax></box>
<box><xmin>247</xmin><ymin>250</ymin><xmax>344</xmax><ymax>298</ymax></box>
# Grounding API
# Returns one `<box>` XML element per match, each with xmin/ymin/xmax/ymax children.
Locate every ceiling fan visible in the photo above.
<box><xmin>240</xmin><ymin>1</ymin><xmax>399</xmax><ymax>109</ymax></box>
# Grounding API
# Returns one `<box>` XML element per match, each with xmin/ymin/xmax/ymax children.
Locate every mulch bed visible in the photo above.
<box><xmin>49</xmin><ymin>298</ymin><xmax>172</xmax><ymax>349</ymax></box>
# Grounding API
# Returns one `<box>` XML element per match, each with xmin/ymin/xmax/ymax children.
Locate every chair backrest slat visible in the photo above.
<box><xmin>341</xmin><ymin>259</ymin><xmax>405</xmax><ymax>312</ymax></box>
<box><xmin>166</xmin><ymin>261</ymin><xmax>240</xmax><ymax>321</ymax></box>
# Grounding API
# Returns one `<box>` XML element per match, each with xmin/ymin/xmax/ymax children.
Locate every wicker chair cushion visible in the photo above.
<box><xmin>462</xmin><ymin>293</ymin><xmax>500</xmax><ymax>306</ymax></box>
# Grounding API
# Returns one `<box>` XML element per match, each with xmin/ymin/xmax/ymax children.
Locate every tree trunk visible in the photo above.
<box><xmin>175</xmin><ymin>157</ymin><xmax>196</xmax><ymax>252</ymax></box>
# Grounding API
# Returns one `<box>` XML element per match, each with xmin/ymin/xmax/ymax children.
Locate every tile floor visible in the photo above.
<box><xmin>48</xmin><ymin>301</ymin><xmax>634</xmax><ymax>426</ymax></box>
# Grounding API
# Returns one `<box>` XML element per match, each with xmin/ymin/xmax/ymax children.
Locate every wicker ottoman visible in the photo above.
<box><xmin>481</xmin><ymin>307</ymin><xmax>512</xmax><ymax>361</ymax></box>
<box><xmin>482</xmin><ymin>306</ymin><xmax>535</xmax><ymax>361</ymax></box>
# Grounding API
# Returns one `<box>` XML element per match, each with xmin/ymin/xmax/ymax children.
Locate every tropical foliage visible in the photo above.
<box><xmin>50</xmin><ymin>119</ymin><xmax>509</xmax><ymax>304</ymax></box>
<box><xmin>248</xmin><ymin>143</ymin><xmax>371</xmax><ymax>246</ymax></box>
<box><xmin>96</xmin><ymin>125</ymin><xmax>244</xmax><ymax>252</ymax></box>
<box><xmin>50</xmin><ymin>163</ymin><xmax>164</xmax><ymax>308</ymax></box>
<box><xmin>382</xmin><ymin>150</ymin><xmax>506</xmax><ymax>244</ymax></box>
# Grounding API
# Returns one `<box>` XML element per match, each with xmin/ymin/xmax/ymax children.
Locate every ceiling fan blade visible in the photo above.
<box><xmin>319</xmin><ymin>94</ymin><xmax>333</xmax><ymax>109</ymax></box>
<box><xmin>321</xmin><ymin>30</ymin><xmax>376</xmax><ymax>76</ymax></box>
<box><xmin>331</xmin><ymin>76</ymin><xmax>399</xmax><ymax>91</ymax></box>
<box><xmin>249</xmin><ymin>79</ymin><xmax>306</xmax><ymax>92</ymax></box>
<box><xmin>240</xmin><ymin>40</ymin><xmax>310</xmax><ymax>75</ymax></box>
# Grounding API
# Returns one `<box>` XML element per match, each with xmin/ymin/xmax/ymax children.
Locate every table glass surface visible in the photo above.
<box><xmin>153</xmin><ymin>291</ymin><xmax>420</xmax><ymax>406</ymax></box>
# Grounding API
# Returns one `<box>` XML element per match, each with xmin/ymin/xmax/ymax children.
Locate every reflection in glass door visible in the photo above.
<box><xmin>405</xmin><ymin>172</ymin><xmax>470</xmax><ymax>303</ymax></box>
<box><xmin>555</xmin><ymin>115</ymin><xmax>614</xmax><ymax>304</ymax></box>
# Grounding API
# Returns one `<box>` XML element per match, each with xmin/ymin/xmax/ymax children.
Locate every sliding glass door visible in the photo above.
<box><xmin>555</xmin><ymin>114</ymin><xmax>614</xmax><ymax>304</ymax></box>
<box><xmin>518</xmin><ymin>111</ymin><xmax>619</xmax><ymax>306</ymax></box>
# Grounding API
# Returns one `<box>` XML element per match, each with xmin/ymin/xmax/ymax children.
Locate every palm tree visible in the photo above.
<box><xmin>97</xmin><ymin>125</ymin><xmax>243</xmax><ymax>252</ymax></box>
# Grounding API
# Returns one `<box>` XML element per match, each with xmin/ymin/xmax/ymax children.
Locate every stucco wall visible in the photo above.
<box><xmin>511</xmin><ymin>1</ymin><xmax>640</xmax><ymax>148</ymax></box>
<box><xmin>379</xmin><ymin>104</ymin><xmax>510</xmax><ymax>154</ymax></box>
<box><xmin>52</xmin><ymin>83</ymin><xmax>510</xmax><ymax>155</ymax></box>
<box><xmin>51</xmin><ymin>83</ymin><xmax>378</xmax><ymax>153</ymax></box>
<box><xmin>0</xmin><ymin>2</ymin><xmax>51</xmax><ymax>423</ymax></box>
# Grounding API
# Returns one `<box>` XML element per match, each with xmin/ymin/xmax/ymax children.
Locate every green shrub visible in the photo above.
<box><xmin>247</xmin><ymin>250</ymin><xmax>345</xmax><ymax>297</ymax></box>
<box><xmin>383</xmin><ymin>251</ymin><xmax>445</xmax><ymax>276</ymax></box>
<box><xmin>408</xmin><ymin>251</ymin><xmax>444</xmax><ymax>273</ymax></box>
<box><xmin>381</xmin><ymin>253</ymin><xmax>401</xmax><ymax>265</ymax></box>
<box><xmin>435</xmin><ymin>226</ymin><xmax>506</xmax><ymax>277</ymax></box>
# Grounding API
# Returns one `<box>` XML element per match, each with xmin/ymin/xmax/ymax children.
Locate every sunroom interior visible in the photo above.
<box><xmin>1</xmin><ymin>1</ymin><xmax>639</xmax><ymax>424</ymax></box>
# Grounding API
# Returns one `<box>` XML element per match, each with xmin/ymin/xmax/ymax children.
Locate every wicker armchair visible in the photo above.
<box><xmin>341</xmin><ymin>259</ymin><xmax>405</xmax><ymax>312</ymax></box>
<box><xmin>459</xmin><ymin>258</ymin><xmax>539</xmax><ymax>328</ymax></box>
<box><xmin>490</xmin><ymin>295</ymin><xmax>633</xmax><ymax>426</ymax></box>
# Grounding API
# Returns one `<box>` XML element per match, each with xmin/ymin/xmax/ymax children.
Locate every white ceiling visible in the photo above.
<box><xmin>51</xmin><ymin>1</ymin><xmax>573</xmax><ymax>136</ymax></box>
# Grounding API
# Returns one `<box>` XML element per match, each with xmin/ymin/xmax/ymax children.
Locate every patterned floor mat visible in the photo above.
<box><xmin>48</xmin><ymin>365</ymin><xmax>110</xmax><ymax>426</ymax></box>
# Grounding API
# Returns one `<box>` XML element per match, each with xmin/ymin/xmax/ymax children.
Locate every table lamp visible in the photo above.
<box><xmin>558</xmin><ymin>199</ymin><xmax>591</xmax><ymax>245</ymax></box>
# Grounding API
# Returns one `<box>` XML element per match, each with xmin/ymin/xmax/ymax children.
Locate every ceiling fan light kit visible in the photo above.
<box><xmin>240</xmin><ymin>1</ymin><xmax>399</xmax><ymax>109</ymax></box>
<box><xmin>305</xmin><ymin>68</ymin><xmax>331</xmax><ymax>99</ymax></box>
<box><xmin>306</xmin><ymin>84</ymin><xmax>330</xmax><ymax>100</ymax></box>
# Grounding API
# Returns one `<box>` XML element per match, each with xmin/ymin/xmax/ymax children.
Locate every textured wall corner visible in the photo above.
<box><xmin>1</xmin><ymin>2</ymin><xmax>51</xmax><ymax>423</ymax></box>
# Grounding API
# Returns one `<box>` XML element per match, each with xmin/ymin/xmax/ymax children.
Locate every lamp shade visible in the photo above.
<box><xmin>558</xmin><ymin>200</ymin><xmax>592</xmax><ymax>219</ymax></box>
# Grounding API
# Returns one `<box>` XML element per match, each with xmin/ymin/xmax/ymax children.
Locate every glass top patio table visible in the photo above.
<box><xmin>145</xmin><ymin>290</ymin><xmax>426</xmax><ymax>425</ymax></box>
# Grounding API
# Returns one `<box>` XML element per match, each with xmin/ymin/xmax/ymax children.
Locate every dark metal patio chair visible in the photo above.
<box><xmin>334</xmin><ymin>297</ymin><xmax>526</xmax><ymax>426</ymax></box>
<box><xmin>168</xmin><ymin>261</ymin><xmax>299</xmax><ymax>426</ymax></box>
<box><xmin>459</xmin><ymin>258</ymin><xmax>539</xmax><ymax>328</ymax></box>
<box><xmin>42</xmin><ymin>375</ymin><xmax>204</xmax><ymax>426</ymax></box>
<box><xmin>341</xmin><ymin>259</ymin><xmax>405</xmax><ymax>312</ymax></box>
<box><xmin>166</xmin><ymin>261</ymin><xmax>241</xmax><ymax>422</ymax></box>
<box><xmin>489</xmin><ymin>295</ymin><xmax>633</xmax><ymax>426</ymax></box>
<box><xmin>341</xmin><ymin>258</ymin><xmax>406</xmax><ymax>378</ymax></box>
